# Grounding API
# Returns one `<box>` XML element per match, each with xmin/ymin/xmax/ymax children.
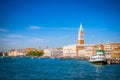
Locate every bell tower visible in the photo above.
<box><xmin>78</xmin><ymin>23</ymin><xmax>84</xmax><ymax>44</ymax></box>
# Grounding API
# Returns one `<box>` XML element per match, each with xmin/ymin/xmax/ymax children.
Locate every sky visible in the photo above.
<box><xmin>0</xmin><ymin>0</ymin><xmax>120</xmax><ymax>51</ymax></box>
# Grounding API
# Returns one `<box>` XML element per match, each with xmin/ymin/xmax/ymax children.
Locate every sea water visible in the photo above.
<box><xmin>0</xmin><ymin>57</ymin><xmax>120</xmax><ymax>80</ymax></box>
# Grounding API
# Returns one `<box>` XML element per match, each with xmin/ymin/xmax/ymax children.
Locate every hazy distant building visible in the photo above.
<box><xmin>8</xmin><ymin>49</ymin><xmax>25</xmax><ymax>56</ymax></box>
<box><xmin>8</xmin><ymin>50</ymin><xmax>17</xmax><ymax>56</ymax></box>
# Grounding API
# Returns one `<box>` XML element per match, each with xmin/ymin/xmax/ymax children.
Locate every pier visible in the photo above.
<box><xmin>107</xmin><ymin>58</ymin><xmax>120</xmax><ymax>64</ymax></box>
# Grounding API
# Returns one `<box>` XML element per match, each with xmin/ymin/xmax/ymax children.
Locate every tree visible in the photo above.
<box><xmin>27</xmin><ymin>50</ymin><xmax>44</xmax><ymax>56</ymax></box>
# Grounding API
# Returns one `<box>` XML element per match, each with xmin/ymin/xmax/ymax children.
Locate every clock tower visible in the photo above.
<box><xmin>78</xmin><ymin>23</ymin><xmax>84</xmax><ymax>44</ymax></box>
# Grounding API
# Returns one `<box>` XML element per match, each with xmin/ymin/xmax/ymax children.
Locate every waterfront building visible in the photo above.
<box><xmin>63</xmin><ymin>45</ymin><xmax>78</xmax><ymax>58</ymax></box>
<box><xmin>8</xmin><ymin>50</ymin><xmax>17</xmax><ymax>56</ymax></box>
<box><xmin>8</xmin><ymin>49</ymin><xmax>25</xmax><ymax>56</ymax></box>
<box><xmin>104</xmin><ymin>42</ymin><xmax>120</xmax><ymax>58</ymax></box>
<box><xmin>43</xmin><ymin>49</ymin><xmax>52</xmax><ymax>57</ymax></box>
<box><xmin>81</xmin><ymin>44</ymin><xmax>95</xmax><ymax>57</ymax></box>
<box><xmin>8</xmin><ymin>48</ymin><xmax>44</xmax><ymax>57</ymax></box>
<box><xmin>43</xmin><ymin>48</ymin><xmax>63</xmax><ymax>57</ymax></box>
<box><xmin>8</xmin><ymin>49</ymin><xmax>26</xmax><ymax>56</ymax></box>
<box><xmin>111</xmin><ymin>47</ymin><xmax>120</xmax><ymax>58</ymax></box>
<box><xmin>63</xmin><ymin>44</ymin><xmax>103</xmax><ymax>58</ymax></box>
<box><xmin>104</xmin><ymin>42</ymin><xmax>120</xmax><ymax>54</ymax></box>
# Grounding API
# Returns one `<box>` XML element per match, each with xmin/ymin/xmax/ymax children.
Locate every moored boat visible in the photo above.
<box><xmin>89</xmin><ymin>49</ymin><xmax>107</xmax><ymax>64</ymax></box>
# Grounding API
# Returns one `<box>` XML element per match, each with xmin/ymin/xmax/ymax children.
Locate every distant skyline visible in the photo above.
<box><xmin>0</xmin><ymin>0</ymin><xmax>120</xmax><ymax>51</ymax></box>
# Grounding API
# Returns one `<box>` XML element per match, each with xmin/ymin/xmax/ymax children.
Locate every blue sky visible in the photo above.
<box><xmin>0</xmin><ymin>0</ymin><xmax>120</xmax><ymax>51</ymax></box>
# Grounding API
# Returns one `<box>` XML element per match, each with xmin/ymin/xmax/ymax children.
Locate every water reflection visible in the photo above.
<box><xmin>91</xmin><ymin>64</ymin><xmax>104</xmax><ymax>79</ymax></box>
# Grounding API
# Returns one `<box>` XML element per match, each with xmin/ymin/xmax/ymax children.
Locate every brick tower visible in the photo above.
<box><xmin>78</xmin><ymin>23</ymin><xmax>84</xmax><ymax>44</ymax></box>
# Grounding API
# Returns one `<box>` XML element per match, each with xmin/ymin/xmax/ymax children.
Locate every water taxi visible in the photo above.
<box><xmin>89</xmin><ymin>49</ymin><xmax>107</xmax><ymax>64</ymax></box>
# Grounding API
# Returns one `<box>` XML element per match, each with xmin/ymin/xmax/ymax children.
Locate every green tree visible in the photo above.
<box><xmin>27</xmin><ymin>51</ymin><xmax>44</xmax><ymax>56</ymax></box>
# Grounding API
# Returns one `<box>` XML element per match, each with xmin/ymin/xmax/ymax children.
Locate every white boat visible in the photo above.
<box><xmin>89</xmin><ymin>49</ymin><xmax>107</xmax><ymax>64</ymax></box>
<box><xmin>51</xmin><ymin>57</ymin><xmax>55</xmax><ymax>59</ymax></box>
<box><xmin>31</xmin><ymin>57</ymin><xmax>34</xmax><ymax>59</ymax></box>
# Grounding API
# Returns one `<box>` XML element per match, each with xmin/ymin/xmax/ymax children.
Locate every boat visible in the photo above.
<box><xmin>89</xmin><ymin>49</ymin><xmax>107</xmax><ymax>64</ymax></box>
<box><xmin>31</xmin><ymin>57</ymin><xmax>34</xmax><ymax>59</ymax></box>
<box><xmin>51</xmin><ymin>57</ymin><xmax>55</xmax><ymax>59</ymax></box>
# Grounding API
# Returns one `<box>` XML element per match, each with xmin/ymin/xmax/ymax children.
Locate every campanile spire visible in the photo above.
<box><xmin>78</xmin><ymin>23</ymin><xmax>84</xmax><ymax>44</ymax></box>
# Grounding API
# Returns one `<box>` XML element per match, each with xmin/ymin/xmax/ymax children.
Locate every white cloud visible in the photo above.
<box><xmin>29</xmin><ymin>26</ymin><xmax>78</xmax><ymax>30</ymax></box>
<box><xmin>49</xmin><ymin>28</ymin><xmax>78</xmax><ymax>29</ymax></box>
<box><xmin>29</xmin><ymin>26</ymin><xmax>41</xmax><ymax>29</ymax></box>
<box><xmin>8</xmin><ymin>34</ymin><xmax>25</xmax><ymax>38</ymax></box>
<box><xmin>28</xmin><ymin>38</ymin><xmax>45</xmax><ymax>42</ymax></box>
<box><xmin>0</xmin><ymin>28</ymin><xmax>8</xmax><ymax>32</ymax></box>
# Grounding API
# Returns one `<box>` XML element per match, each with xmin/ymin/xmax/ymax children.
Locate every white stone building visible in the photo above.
<box><xmin>63</xmin><ymin>45</ymin><xmax>77</xmax><ymax>58</ymax></box>
<box><xmin>43</xmin><ymin>49</ymin><xmax>52</xmax><ymax>57</ymax></box>
<box><xmin>43</xmin><ymin>48</ymin><xmax>63</xmax><ymax>57</ymax></box>
<box><xmin>63</xmin><ymin>44</ymin><xmax>96</xmax><ymax>58</ymax></box>
<box><xmin>8</xmin><ymin>49</ymin><xmax>25</xmax><ymax>56</ymax></box>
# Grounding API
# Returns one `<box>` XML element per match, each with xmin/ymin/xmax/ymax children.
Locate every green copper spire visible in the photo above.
<box><xmin>79</xmin><ymin>23</ymin><xmax>84</xmax><ymax>32</ymax></box>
